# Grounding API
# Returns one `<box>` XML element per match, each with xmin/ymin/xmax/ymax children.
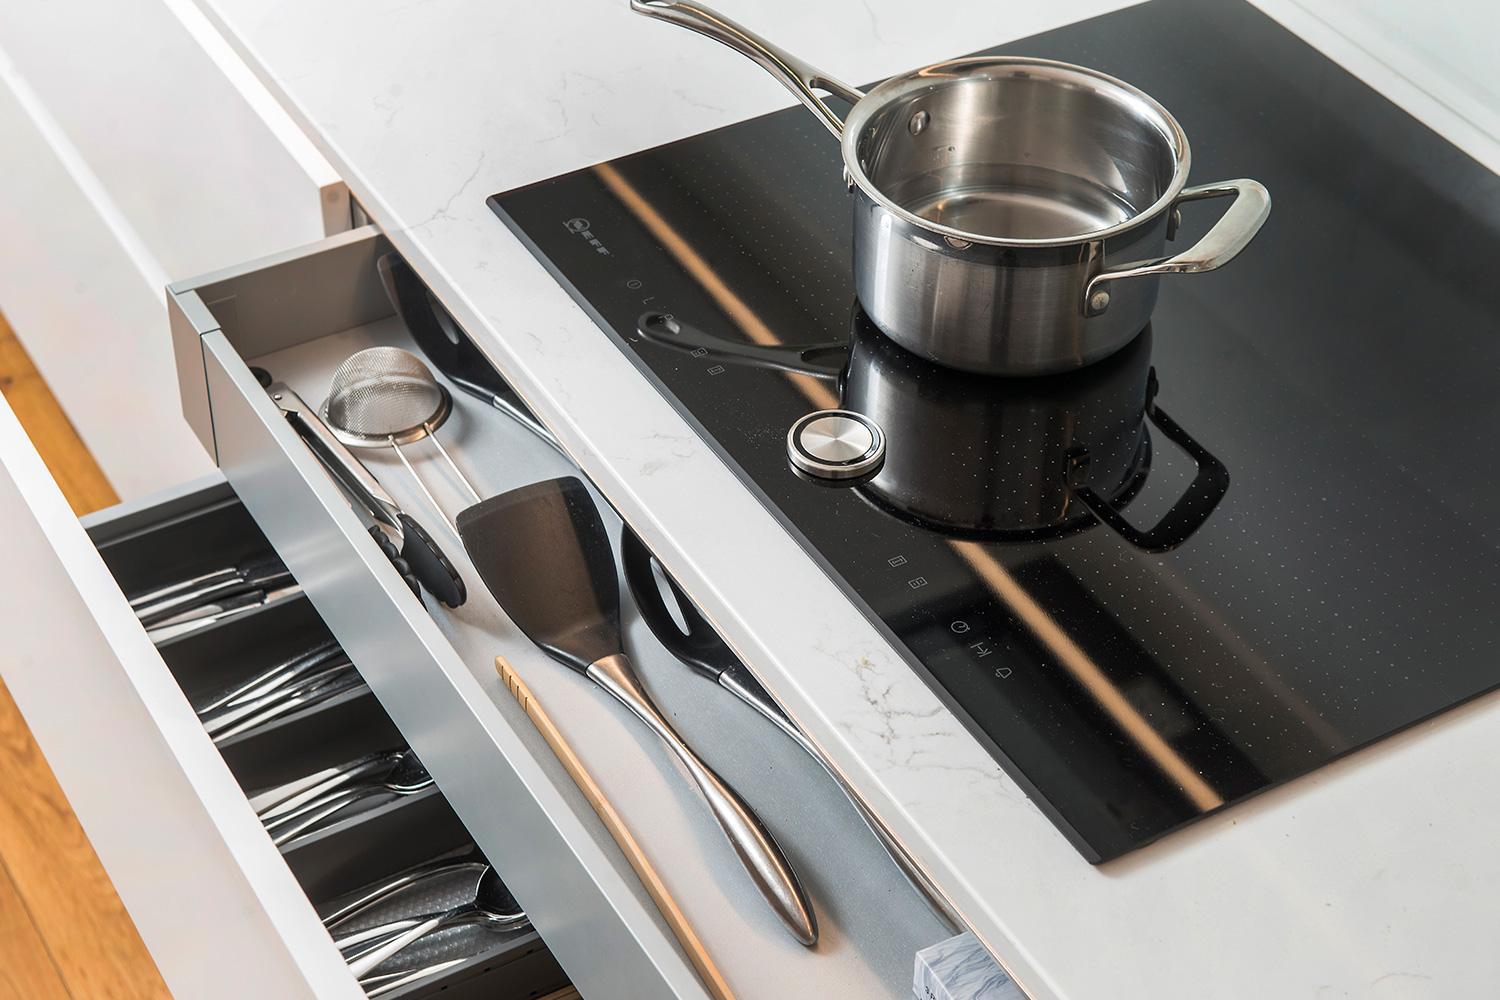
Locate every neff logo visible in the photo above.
<box><xmin>564</xmin><ymin>217</ymin><xmax>610</xmax><ymax>255</ymax></box>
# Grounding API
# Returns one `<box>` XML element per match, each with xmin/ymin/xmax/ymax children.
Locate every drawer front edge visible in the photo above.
<box><xmin>0</xmin><ymin>396</ymin><xmax>362</xmax><ymax>1000</ymax></box>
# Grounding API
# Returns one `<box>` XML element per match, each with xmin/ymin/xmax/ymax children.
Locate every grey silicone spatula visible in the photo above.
<box><xmin>456</xmin><ymin>476</ymin><xmax>817</xmax><ymax>946</ymax></box>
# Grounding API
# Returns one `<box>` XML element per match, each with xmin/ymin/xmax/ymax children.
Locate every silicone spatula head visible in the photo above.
<box><xmin>456</xmin><ymin>477</ymin><xmax>622</xmax><ymax>672</ymax></box>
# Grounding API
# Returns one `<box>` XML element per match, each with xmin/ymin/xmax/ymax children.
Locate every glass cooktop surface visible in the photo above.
<box><xmin>490</xmin><ymin>0</ymin><xmax>1500</xmax><ymax>861</ymax></box>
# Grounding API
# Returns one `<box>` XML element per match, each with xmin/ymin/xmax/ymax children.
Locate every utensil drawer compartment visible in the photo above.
<box><xmin>0</xmin><ymin>443</ymin><xmax>565</xmax><ymax>998</ymax></box>
<box><xmin>164</xmin><ymin>225</ymin><xmax>959</xmax><ymax>1000</ymax></box>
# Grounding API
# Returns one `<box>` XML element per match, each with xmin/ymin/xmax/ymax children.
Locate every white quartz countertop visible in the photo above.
<box><xmin>189</xmin><ymin>1</ymin><xmax>1500</xmax><ymax>996</ymax></box>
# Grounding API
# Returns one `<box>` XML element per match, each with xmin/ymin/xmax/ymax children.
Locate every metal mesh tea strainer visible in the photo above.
<box><xmin>322</xmin><ymin>347</ymin><xmax>482</xmax><ymax>531</ymax></box>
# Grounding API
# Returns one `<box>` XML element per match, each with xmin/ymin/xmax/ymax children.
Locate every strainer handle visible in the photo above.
<box><xmin>632</xmin><ymin>0</ymin><xmax>864</xmax><ymax>139</ymax></box>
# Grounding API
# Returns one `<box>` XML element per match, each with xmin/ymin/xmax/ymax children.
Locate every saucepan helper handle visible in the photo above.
<box><xmin>1084</xmin><ymin>178</ymin><xmax>1271</xmax><ymax>315</ymax></box>
<box><xmin>630</xmin><ymin>0</ymin><xmax>864</xmax><ymax>139</ymax></box>
<box><xmin>1065</xmin><ymin>393</ymin><xmax>1230</xmax><ymax>554</ymax></box>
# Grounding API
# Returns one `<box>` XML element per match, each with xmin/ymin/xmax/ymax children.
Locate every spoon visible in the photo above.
<box><xmin>344</xmin><ymin>868</ymin><xmax>527</xmax><ymax>978</ymax></box>
<box><xmin>322</xmin><ymin>849</ymin><xmax>486</xmax><ymax>929</ymax></box>
<box><xmin>331</xmin><ymin>863</ymin><xmax>523</xmax><ymax>952</ymax></box>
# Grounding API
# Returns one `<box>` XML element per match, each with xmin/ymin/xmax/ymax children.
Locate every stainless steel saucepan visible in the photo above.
<box><xmin>632</xmin><ymin>0</ymin><xmax>1271</xmax><ymax>376</ymax></box>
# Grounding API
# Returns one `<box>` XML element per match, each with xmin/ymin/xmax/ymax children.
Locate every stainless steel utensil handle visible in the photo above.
<box><xmin>715</xmin><ymin>671</ymin><xmax>964</xmax><ymax>932</ymax></box>
<box><xmin>338</xmin><ymin>905</ymin><xmax>528</xmax><ymax>953</ymax></box>
<box><xmin>335</xmin><ymin>916</ymin><xmax>426</xmax><ymax>953</ymax></box>
<box><xmin>268</xmin><ymin>383</ymin><xmax>407</xmax><ymax>541</ymax></box>
<box><xmin>253</xmin><ymin>752</ymin><xmax>393</xmax><ymax>820</ymax></box>
<box><xmin>360</xmin><ymin>959</ymin><xmax>465</xmax><ymax>998</ymax></box>
<box><xmin>631</xmin><ymin>0</ymin><xmax>863</xmax><ymax>138</ymax></box>
<box><xmin>129</xmin><ymin>566</ymin><xmax>237</xmax><ymax>609</ymax></box>
<box><xmin>323</xmin><ymin>859</ymin><xmax>485</xmax><ymax>929</ymax></box>
<box><xmin>587</xmin><ymin>652</ymin><xmax>818</xmax><ymax>946</ymax></box>
<box><xmin>1085</xmin><ymin>179</ymin><xmax>1271</xmax><ymax>314</ymax></box>
<box><xmin>197</xmin><ymin>642</ymin><xmax>340</xmax><ymax>716</ymax></box>
<box><xmin>265</xmin><ymin>779</ymin><xmax>379</xmax><ymax>833</ymax></box>
<box><xmin>210</xmin><ymin>671</ymin><xmax>366</xmax><ymax>744</ymax></box>
<box><xmin>346</xmin><ymin>911</ymin><xmax>451</xmax><ymax>978</ymax></box>
<box><xmin>270</xmin><ymin>780</ymin><xmax>417</xmax><ymax>846</ymax></box>
<box><xmin>200</xmin><ymin>661</ymin><xmax>352</xmax><ymax>734</ymax></box>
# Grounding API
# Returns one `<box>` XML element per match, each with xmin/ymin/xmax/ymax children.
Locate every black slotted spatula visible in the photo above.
<box><xmin>456</xmin><ymin>476</ymin><xmax>817</xmax><ymax>946</ymax></box>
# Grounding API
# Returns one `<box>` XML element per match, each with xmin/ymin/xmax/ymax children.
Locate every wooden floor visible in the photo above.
<box><xmin>0</xmin><ymin>306</ymin><xmax>172</xmax><ymax>1000</ymax></box>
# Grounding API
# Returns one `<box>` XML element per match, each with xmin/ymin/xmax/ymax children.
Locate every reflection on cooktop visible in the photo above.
<box><xmin>491</xmin><ymin>0</ymin><xmax>1500</xmax><ymax>861</ymax></box>
<box><xmin>637</xmin><ymin>310</ymin><xmax>1231</xmax><ymax>551</ymax></box>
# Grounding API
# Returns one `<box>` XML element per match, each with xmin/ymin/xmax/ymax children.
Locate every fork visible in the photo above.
<box><xmin>250</xmin><ymin>749</ymin><xmax>404</xmax><ymax>822</ymax></box>
<box><xmin>193</xmin><ymin>639</ymin><xmax>342</xmax><ymax>717</ymax></box>
<box><xmin>204</xmin><ymin>662</ymin><xmax>364</xmax><ymax>743</ymax></box>
<box><xmin>267</xmin><ymin>751</ymin><xmax>433</xmax><ymax>846</ymax></box>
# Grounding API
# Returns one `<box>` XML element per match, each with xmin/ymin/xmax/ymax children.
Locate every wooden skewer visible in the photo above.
<box><xmin>495</xmin><ymin>655</ymin><xmax>738</xmax><ymax>1000</ymax></box>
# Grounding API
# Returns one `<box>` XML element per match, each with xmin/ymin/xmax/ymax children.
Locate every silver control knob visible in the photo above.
<box><xmin>787</xmin><ymin>410</ymin><xmax>885</xmax><ymax>481</ymax></box>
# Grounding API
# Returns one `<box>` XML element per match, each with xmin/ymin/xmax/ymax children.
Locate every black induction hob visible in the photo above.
<box><xmin>489</xmin><ymin>0</ymin><xmax>1500</xmax><ymax>862</ymax></box>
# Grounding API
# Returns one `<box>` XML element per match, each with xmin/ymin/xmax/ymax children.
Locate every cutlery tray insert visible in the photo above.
<box><xmin>87</xmin><ymin>479</ymin><xmax>568</xmax><ymax>999</ymax></box>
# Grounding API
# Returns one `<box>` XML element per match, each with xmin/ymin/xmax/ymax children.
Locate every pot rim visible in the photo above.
<box><xmin>841</xmin><ymin>57</ymin><xmax>1192</xmax><ymax>249</ymax></box>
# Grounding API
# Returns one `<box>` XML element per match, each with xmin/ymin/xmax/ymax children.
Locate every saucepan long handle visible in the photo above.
<box><xmin>1085</xmin><ymin>178</ymin><xmax>1272</xmax><ymax>315</ymax></box>
<box><xmin>587</xmin><ymin>652</ymin><xmax>819</xmax><ymax>946</ymax></box>
<box><xmin>631</xmin><ymin>0</ymin><xmax>864</xmax><ymax>138</ymax></box>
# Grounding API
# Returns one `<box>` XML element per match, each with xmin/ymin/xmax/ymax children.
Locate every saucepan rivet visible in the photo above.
<box><xmin>908</xmin><ymin>110</ymin><xmax>930</xmax><ymax>135</ymax></box>
<box><xmin>945</xmin><ymin>235</ymin><xmax>972</xmax><ymax>250</ymax></box>
<box><xmin>1090</xmin><ymin>290</ymin><xmax>1112</xmax><ymax>312</ymax></box>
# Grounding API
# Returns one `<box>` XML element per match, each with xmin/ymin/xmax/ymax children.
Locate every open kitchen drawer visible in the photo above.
<box><xmin>150</xmin><ymin>224</ymin><xmax>955</xmax><ymax>999</ymax></box>
<box><xmin>0</xmin><ymin>439</ymin><xmax>568</xmax><ymax>997</ymax></box>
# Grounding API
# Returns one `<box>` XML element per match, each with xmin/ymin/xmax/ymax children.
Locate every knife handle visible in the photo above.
<box><xmin>586</xmin><ymin>652</ymin><xmax>817</xmax><ymax>946</ymax></box>
<box><xmin>496</xmin><ymin>655</ymin><xmax>738</xmax><ymax>1000</ymax></box>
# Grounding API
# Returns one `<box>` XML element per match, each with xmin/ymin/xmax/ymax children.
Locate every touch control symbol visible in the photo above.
<box><xmin>909</xmin><ymin>577</ymin><xmax>928</xmax><ymax>589</ymax></box>
<box><xmin>888</xmin><ymin>555</ymin><xmax>907</xmax><ymax>568</ymax></box>
<box><xmin>951</xmin><ymin>621</ymin><xmax>971</xmax><ymax>634</ymax></box>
